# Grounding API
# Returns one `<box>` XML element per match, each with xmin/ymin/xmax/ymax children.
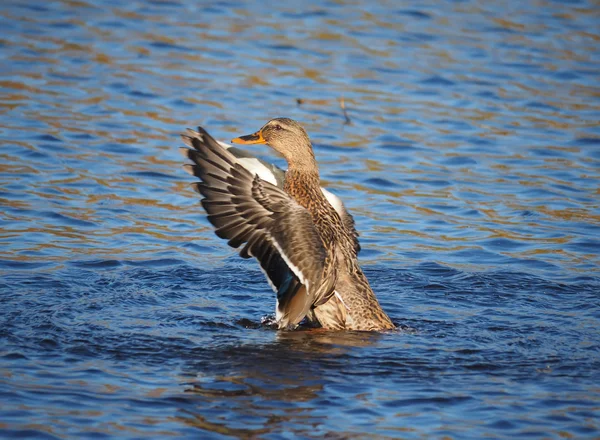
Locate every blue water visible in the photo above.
<box><xmin>1</xmin><ymin>0</ymin><xmax>599</xmax><ymax>438</ymax></box>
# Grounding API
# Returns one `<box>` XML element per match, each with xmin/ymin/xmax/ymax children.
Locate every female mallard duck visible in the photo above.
<box><xmin>180</xmin><ymin>118</ymin><xmax>394</xmax><ymax>331</ymax></box>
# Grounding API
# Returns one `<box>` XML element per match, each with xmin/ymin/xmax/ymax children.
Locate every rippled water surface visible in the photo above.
<box><xmin>1</xmin><ymin>0</ymin><xmax>600</xmax><ymax>438</ymax></box>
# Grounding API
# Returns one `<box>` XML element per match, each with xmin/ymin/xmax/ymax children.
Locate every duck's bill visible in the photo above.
<box><xmin>231</xmin><ymin>130</ymin><xmax>266</xmax><ymax>145</ymax></box>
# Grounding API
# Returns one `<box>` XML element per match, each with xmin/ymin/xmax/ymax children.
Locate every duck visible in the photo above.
<box><xmin>180</xmin><ymin>118</ymin><xmax>395</xmax><ymax>331</ymax></box>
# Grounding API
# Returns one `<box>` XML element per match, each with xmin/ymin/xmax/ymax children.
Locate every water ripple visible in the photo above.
<box><xmin>1</xmin><ymin>0</ymin><xmax>599</xmax><ymax>438</ymax></box>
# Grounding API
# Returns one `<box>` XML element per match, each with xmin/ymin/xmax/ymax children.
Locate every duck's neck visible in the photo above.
<box><xmin>284</xmin><ymin>164</ymin><xmax>323</xmax><ymax>212</ymax></box>
<box><xmin>285</xmin><ymin>162</ymin><xmax>342</xmax><ymax>250</ymax></box>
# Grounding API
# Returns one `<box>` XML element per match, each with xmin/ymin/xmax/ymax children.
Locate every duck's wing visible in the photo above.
<box><xmin>217</xmin><ymin>141</ymin><xmax>285</xmax><ymax>188</ymax></box>
<box><xmin>181</xmin><ymin>127</ymin><xmax>334</xmax><ymax>329</ymax></box>
<box><xmin>320</xmin><ymin>188</ymin><xmax>361</xmax><ymax>255</ymax></box>
<box><xmin>219</xmin><ymin>141</ymin><xmax>361</xmax><ymax>255</ymax></box>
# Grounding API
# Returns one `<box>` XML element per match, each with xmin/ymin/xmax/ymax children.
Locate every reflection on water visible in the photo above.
<box><xmin>180</xmin><ymin>332</ymin><xmax>394</xmax><ymax>438</ymax></box>
<box><xmin>1</xmin><ymin>0</ymin><xmax>599</xmax><ymax>438</ymax></box>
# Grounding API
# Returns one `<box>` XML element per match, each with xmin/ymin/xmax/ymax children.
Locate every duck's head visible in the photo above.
<box><xmin>232</xmin><ymin>118</ymin><xmax>316</xmax><ymax>168</ymax></box>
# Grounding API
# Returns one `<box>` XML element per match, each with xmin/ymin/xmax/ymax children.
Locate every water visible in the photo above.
<box><xmin>1</xmin><ymin>0</ymin><xmax>599</xmax><ymax>438</ymax></box>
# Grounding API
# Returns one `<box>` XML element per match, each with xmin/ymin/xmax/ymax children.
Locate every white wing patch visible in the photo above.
<box><xmin>217</xmin><ymin>140</ymin><xmax>278</xmax><ymax>185</ymax></box>
<box><xmin>237</xmin><ymin>157</ymin><xmax>277</xmax><ymax>185</ymax></box>
<box><xmin>321</xmin><ymin>188</ymin><xmax>345</xmax><ymax>218</ymax></box>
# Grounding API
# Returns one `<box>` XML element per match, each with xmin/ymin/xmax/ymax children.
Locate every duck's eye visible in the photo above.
<box><xmin>274</xmin><ymin>125</ymin><xmax>282</xmax><ymax>131</ymax></box>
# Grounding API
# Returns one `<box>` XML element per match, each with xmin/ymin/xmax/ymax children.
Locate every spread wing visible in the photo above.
<box><xmin>218</xmin><ymin>140</ymin><xmax>360</xmax><ymax>255</ymax></box>
<box><xmin>180</xmin><ymin>127</ymin><xmax>333</xmax><ymax>328</ymax></box>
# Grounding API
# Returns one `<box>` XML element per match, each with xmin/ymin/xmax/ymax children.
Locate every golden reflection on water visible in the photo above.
<box><xmin>0</xmin><ymin>1</ymin><xmax>598</xmax><ymax>275</ymax></box>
